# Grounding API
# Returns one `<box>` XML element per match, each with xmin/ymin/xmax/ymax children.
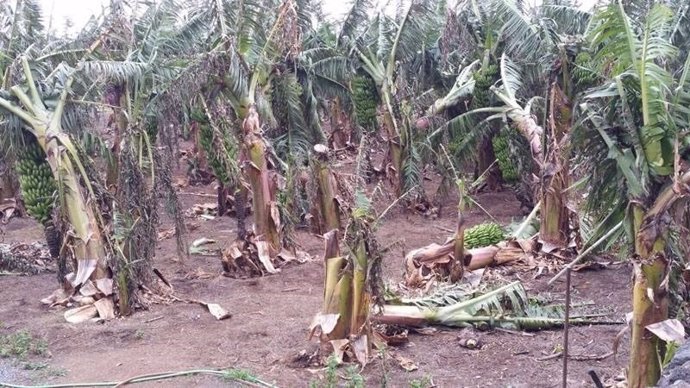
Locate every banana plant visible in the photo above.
<box><xmin>572</xmin><ymin>2</ymin><xmax>690</xmax><ymax>385</ymax></box>
<box><xmin>335</xmin><ymin>0</ymin><xmax>440</xmax><ymax>197</ymax></box>
<box><xmin>169</xmin><ymin>0</ymin><xmax>330</xmax><ymax>274</ymax></box>
<box><xmin>428</xmin><ymin>0</ymin><xmax>592</xmax><ymax>249</ymax></box>
<box><xmin>0</xmin><ymin>57</ymin><xmax>113</xmax><ymax>309</ymax></box>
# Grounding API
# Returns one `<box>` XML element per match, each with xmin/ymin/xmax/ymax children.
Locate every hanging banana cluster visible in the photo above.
<box><xmin>270</xmin><ymin>73</ymin><xmax>292</xmax><ymax>126</ymax></box>
<box><xmin>450</xmin><ymin>63</ymin><xmax>499</xmax><ymax>156</ymax></box>
<box><xmin>572</xmin><ymin>52</ymin><xmax>597</xmax><ymax>88</ymax></box>
<box><xmin>464</xmin><ymin>222</ymin><xmax>505</xmax><ymax>249</ymax></box>
<box><xmin>469</xmin><ymin>64</ymin><xmax>499</xmax><ymax>110</ymax></box>
<box><xmin>492</xmin><ymin>126</ymin><xmax>531</xmax><ymax>183</ymax></box>
<box><xmin>191</xmin><ymin>110</ymin><xmax>235</xmax><ymax>187</ymax></box>
<box><xmin>16</xmin><ymin>141</ymin><xmax>56</xmax><ymax>225</ymax></box>
<box><xmin>492</xmin><ymin>129</ymin><xmax>518</xmax><ymax>182</ymax></box>
<box><xmin>352</xmin><ymin>75</ymin><xmax>378</xmax><ymax>130</ymax></box>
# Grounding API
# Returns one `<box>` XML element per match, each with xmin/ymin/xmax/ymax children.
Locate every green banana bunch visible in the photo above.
<box><xmin>572</xmin><ymin>52</ymin><xmax>597</xmax><ymax>88</ymax></box>
<box><xmin>450</xmin><ymin>64</ymin><xmax>499</xmax><ymax>156</ymax></box>
<box><xmin>492</xmin><ymin>126</ymin><xmax>531</xmax><ymax>183</ymax></box>
<box><xmin>469</xmin><ymin>64</ymin><xmax>499</xmax><ymax>110</ymax></box>
<box><xmin>464</xmin><ymin>222</ymin><xmax>505</xmax><ymax>249</ymax></box>
<box><xmin>492</xmin><ymin>131</ymin><xmax>518</xmax><ymax>182</ymax></box>
<box><xmin>16</xmin><ymin>140</ymin><xmax>56</xmax><ymax>225</ymax></box>
<box><xmin>352</xmin><ymin>75</ymin><xmax>378</xmax><ymax>130</ymax></box>
<box><xmin>191</xmin><ymin>110</ymin><xmax>233</xmax><ymax>186</ymax></box>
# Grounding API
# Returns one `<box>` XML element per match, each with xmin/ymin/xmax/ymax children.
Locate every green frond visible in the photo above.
<box><xmin>388</xmin><ymin>1</ymin><xmax>437</xmax><ymax>68</ymax></box>
<box><xmin>539</xmin><ymin>4</ymin><xmax>592</xmax><ymax>36</ymax></box>
<box><xmin>492</xmin><ymin>0</ymin><xmax>544</xmax><ymax>61</ymax></box>
<box><xmin>271</xmin><ymin>72</ymin><xmax>312</xmax><ymax>161</ymax></box>
<box><xmin>82</xmin><ymin>60</ymin><xmax>148</xmax><ymax>83</ymax></box>
<box><xmin>336</xmin><ymin>0</ymin><xmax>373</xmax><ymax>49</ymax></box>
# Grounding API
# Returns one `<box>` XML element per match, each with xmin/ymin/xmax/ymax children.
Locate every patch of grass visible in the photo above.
<box><xmin>344</xmin><ymin>365</ymin><xmax>365</xmax><ymax>388</ymax></box>
<box><xmin>22</xmin><ymin>361</ymin><xmax>49</xmax><ymax>371</ymax></box>
<box><xmin>0</xmin><ymin>330</ymin><xmax>48</xmax><ymax>360</ymax></box>
<box><xmin>223</xmin><ymin>368</ymin><xmax>259</xmax><ymax>384</ymax></box>
<box><xmin>134</xmin><ymin>329</ymin><xmax>145</xmax><ymax>340</ymax></box>
<box><xmin>28</xmin><ymin>365</ymin><xmax>68</xmax><ymax>384</ymax></box>
<box><xmin>308</xmin><ymin>355</ymin><xmax>341</xmax><ymax>388</ymax></box>
<box><xmin>409</xmin><ymin>375</ymin><xmax>433</xmax><ymax>388</ymax></box>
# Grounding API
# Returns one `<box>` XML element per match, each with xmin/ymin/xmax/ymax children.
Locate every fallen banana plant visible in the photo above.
<box><xmin>405</xmin><ymin>236</ymin><xmax>533</xmax><ymax>287</ymax></box>
<box><xmin>374</xmin><ymin>281</ymin><xmax>619</xmax><ymax>330</ymax></box>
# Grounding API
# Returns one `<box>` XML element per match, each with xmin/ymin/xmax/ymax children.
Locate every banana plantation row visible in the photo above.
<box><xmin>1</xmin><ymin>0</ymin><xmax>689</xmax><ymax>387</ymax></box>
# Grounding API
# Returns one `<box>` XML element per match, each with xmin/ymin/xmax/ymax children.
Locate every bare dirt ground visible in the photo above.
<box><xmin>0</xmin><ymin>168</ymin><xmax>632</xmax><ymax>388</ymax></box>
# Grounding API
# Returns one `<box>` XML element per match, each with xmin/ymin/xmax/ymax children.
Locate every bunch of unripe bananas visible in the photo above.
<box><xmin>191</xmin><ymin>110</ymin><xmax>231</xmax><ymax>186</ymax></box>
<box><xmin>464</xmin><ymin>222</ymin><xmax>505</xmax><ymax>249</ymax></box>
<box><xmin>470</xmin><ymin>64</ymin><xmax>499</xmax><ymax>110</ymax></box>
<box><xmin>16</xmin><ymin>141</ymin><xmax>56</xmax><ymax>225</ymax></box>
<box><xmin>572</xmin><ymin>52</ymin><xmax>597</xmax><ymax>88</ymax></box>
<box><xmin>492</xmin><ymin>129</ymin><xmax>518</xmax><ymax>182</ymax></box>
<box><xmin>352</xmin><ymin>75</ymin><xmax>378</xmax><ymax>129</ymax></box>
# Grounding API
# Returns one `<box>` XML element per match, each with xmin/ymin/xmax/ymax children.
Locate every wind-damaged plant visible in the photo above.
<box><xmin>309</xmin><ymin>191</ymin><xmax>383</xmax><ymax>365</ymax></box>
<box><xmin>573</xmin><ymin>2</ymin><xmax>690</xmax><ymax>385</ymax></box>
<box><xmin>374</xmin><ymin>281</ymin><xmax>615</xmax><ymax>330</ymax></box>
<box><xmin>309</xmin><ymin>144</ymin><xmax>343</xmax><ymax>234</ymax></box>
<box><xmin>0</xmin><ymin>56</ymin><xmax>116</xmax><ymax>319</ymax></box>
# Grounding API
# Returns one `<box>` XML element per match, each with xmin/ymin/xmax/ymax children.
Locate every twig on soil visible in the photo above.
<box><xmin>178</xmin><ymin>192</ymin><xmax>217</xmax><ymax>198</ymax></box>
<box><xmin>376</xmin><ymin>187</ymin><xmax>416</xmax><ymax>222</ymax></box>
<box><xmin>536</xmin><ymin>351</ymin><xmax>614</xmax><ymax>362</ymax></box>
<box><xmin>494</xmin><ymin>327</ymin><xmax>535</xmax><ymax>337</ymax></box>
<box><xmin>547</xmin><ymin>221</ymin><xmax>624</xmax><ymax>286</ymax></box>
<box><xmin>145</xmin><ymin>316</ymin><xmax>164</xmax><ymax>323</ymax></box>
<box><xmin>434</xmin><ymin>225</ymin><xmax>454</xmax><ymax>233</ymax></box>
<box><xmin>0</xmin><ymin>368</ymin><xmax>278</xmax><ymax>388</ymax></box>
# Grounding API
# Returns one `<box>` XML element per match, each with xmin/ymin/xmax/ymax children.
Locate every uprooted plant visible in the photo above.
<box><xmin>376</xmin><ymin>281</ymin><xmax>617</xmax><ymax>330</ymax></box>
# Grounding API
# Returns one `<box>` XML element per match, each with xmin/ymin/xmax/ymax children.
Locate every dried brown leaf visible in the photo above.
<box><xmin>64</xmin><ymin>304</ymin><xmax>98</xmax><ymax>323</ymax></box>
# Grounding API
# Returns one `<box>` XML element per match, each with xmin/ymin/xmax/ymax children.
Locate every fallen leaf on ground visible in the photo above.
<box><xmin>64</xmin><ymin>305</ymin><xmax>98</xmax><ymax>323</ymax></box>
<box><xmin>646</xmin><ymin>319</ymin><xmax>685</xmax><ymax>343</ymax></box>
<box><xmin>393</xmin><ymin>353</ymin><xmax>418</xmax><ymax>371</ymax></box>
<box><xmin>157</xmin><ymin>228</ymin><xmax>176</xmax><ymax>241</ymax></box>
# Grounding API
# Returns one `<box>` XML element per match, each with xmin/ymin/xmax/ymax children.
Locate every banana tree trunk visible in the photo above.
<box><xmin>312</xmin><ymin>145</ymin><xmax>341</xmax><ymax>233</ymax></box>
<box><xmin>477</xmin><ymin>132</ymin><xmax>500</xmax><ymax>191</ymax></box>
<box><xmin>44</xmin><ymin>138</ymin><xmax>109</xmax><ymax>286</ymax></box>
<box><xmin>382</xmin><ymin>109</ymin><xmax>403</xmax><ymax>196</ymax></box>
<box><xmin>540</xmin><ymin>84</ymin><xmax>571</xmax><ymax>250</ymax></box>
<box><xmin>329</xmin><ymin>97</ymin><xmax>349</xmax><ymax>149</ymax></box>
<box><xmin>311</xmin><ymin>228</ymin><xmax>373</xmax><ymax>364</ymax></box>
<box><xmin>242</xmin><ymin>104</ymin><xmax>281</xmax><ymax>255</ymax></box>
<box><xmin>628</xmin><ymin>172</ymin><xmax>690</xmax><ymax>387</ymax></box>
<box><xmin>449</xmin><ymin>213</ymin><xmax>466</xmax><ymax>283</ymax></box>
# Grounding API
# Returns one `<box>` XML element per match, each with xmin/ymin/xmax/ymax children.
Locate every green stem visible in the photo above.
<box><xmin>20</xmin><ymin>56</ymin><xmax>41</xmax><ymax>106</ymax></box>
<box><xmin>0</xmin><ymin>96</ymin><xmax>36</xmax><ymax>126</ymax></box>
